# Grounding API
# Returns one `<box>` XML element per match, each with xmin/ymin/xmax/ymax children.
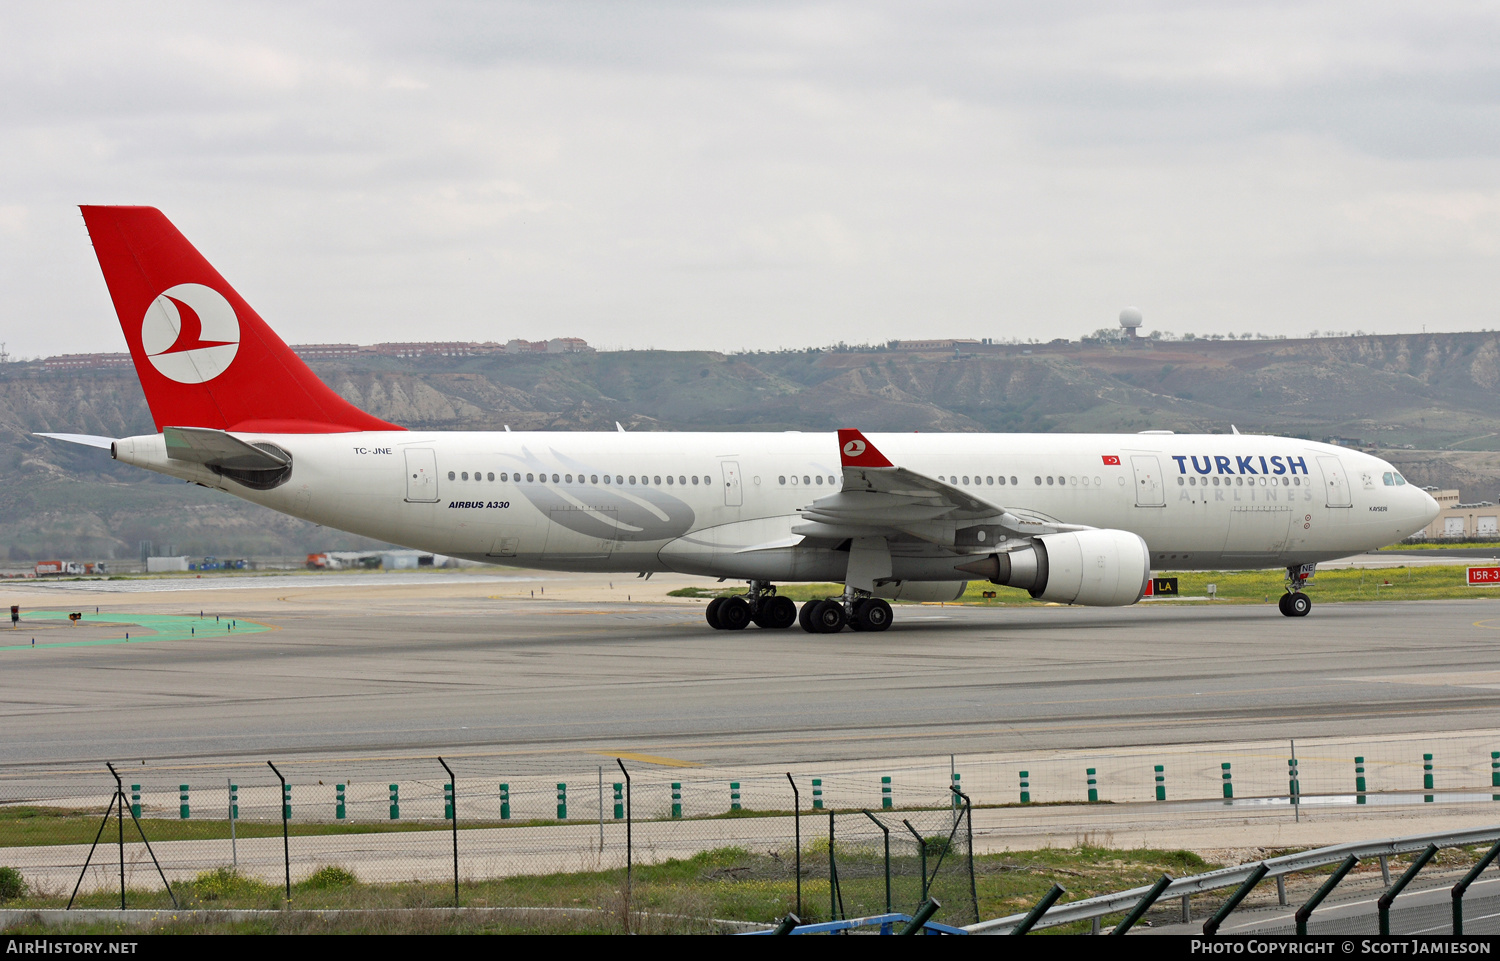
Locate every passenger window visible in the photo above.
<box><xmin>815</xmin><ymin>476</ymin><xmax>824</xmax><ymax>485</ymax></box>
<box><xmin>986</xmin><ymin>476</ymin><xmax>994</xmax><ymax>485</ymax></box>
<box><xmin>692</xmin><ymin>475</ymin><xmax>700</xmax><ymax>485</ymax></box>
<box><xmin>666</xmin><ymin>475</ymin><xmax>674</xmax><ymax>485</ymax></box>
<box><xmin>526</xmin><ymin>473</ymin><xmax>534</xmax><ymax>482</ymax></box>
<box><xmin>602</xmin><ymin>475</ymin><xmax>611</xmax><ymax>485</ymax></box>
<box><xmin>790</xmin><ymin>476</ymin><xmax>798</xmax><ymax>485</ymax></box>
<box><xmin>616</xmin><ymin>475</ymin><xmax>624</xmax><ymax>484</ymax></box>
<box><xmin>1178</xmin><ymin>477</ymin><xmax>1185</xmax><ymax>485</ymax></box>
<box><xmin>447</xmin><ymin>471</ymin><xmax>456</xmax><ymax>481</ymax></box>
<box><xmin>1046</xmin><ymin>476</ymin><xmax>1054</xmax><ymax>486</ymax></box>
<box><xmin>998</xmin><ymin>476</ymin><xmax>1006</xmax><ymax>486</ymax></box>
<box><xmin>461</xmin><ymin>472</ymin><xmax>469</xmax><ymax>481</ymax></box>
<box><xmin>654</xmin><ymin>475</ymin><xmax>662</xmax><ymax>485</ymax></box>
<box><xmin>778</xmin><ymin>476</ymin><xmax>786</xmax><ymax>485</ymax></box>
<box><xmin>1010</xmin><ymin>476</ymin><xmax>1018</xmax><ymax>486</ymax></box>
<box><xmin>1034</xmin><ymin>476</ymin><xmax>1042</xmax><ymax>485</ymax></box>
<box><xmin>487</xmin><ymin>472</ymin><xmax>494</xmax><ymax>481</ymax></box>
<box><xmin>803</xmin><ymin>475</ymin><xmax>811</xmax><ymax>485</ymax></box>
<box><xmin>679</xmin><ymin>475</ymin><xmax>687</xmax><ymax>485</ymax></box>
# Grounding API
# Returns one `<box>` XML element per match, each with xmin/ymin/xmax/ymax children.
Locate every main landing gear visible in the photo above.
<box><xmin>1279</xmin><ymin>564</ymin><xmax>1313</xmax><ymax>618</ymax></box>
<box><xmin>705</xmin><ymin>583</ymin><xmax>893</xmax><ymax>632</ymax></box>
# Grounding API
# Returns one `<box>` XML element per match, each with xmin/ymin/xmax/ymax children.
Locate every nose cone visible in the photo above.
<box><xmin>1419</xmin><ymin>488</ymin><xmax>1440</xmax><ymax>527</ymax></box>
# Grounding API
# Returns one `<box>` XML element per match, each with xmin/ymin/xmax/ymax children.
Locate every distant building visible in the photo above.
<box><xmin>40</xmin><ymin>352</ymin><xmax>132</xmax><ymax>371</ymax></box>
<box><xmin>291</xmin><ymin>344</ymin><xmax>364</xmax><ymax>360</ymax></box>
<box><xmin>893</xmin><ymin>339</ymin><xmax>984</xmax><ymax>351</ymax></box>
<box><xmin>1414</xmin><ymin>489</ymin><xmax>1499</xmax><ymax>539</ymax></box>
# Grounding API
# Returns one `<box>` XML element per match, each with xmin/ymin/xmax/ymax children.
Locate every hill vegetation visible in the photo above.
<box><xmin>3</xmin><ymin>331</ymin><xmax>1499</xmax><ymax>561</ymax></box>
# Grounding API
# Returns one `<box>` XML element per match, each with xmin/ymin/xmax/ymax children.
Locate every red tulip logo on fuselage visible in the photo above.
<box><xmin>141</xmin><ymin>283</ymin><xmax>240</xmax><ymax>384</ymax></box>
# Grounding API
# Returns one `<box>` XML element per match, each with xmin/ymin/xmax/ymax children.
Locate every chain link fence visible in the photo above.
<box><xmin>1</xmin><ymin>730</ymin><xmax>1498</xmax><ymax>928</ymax></box>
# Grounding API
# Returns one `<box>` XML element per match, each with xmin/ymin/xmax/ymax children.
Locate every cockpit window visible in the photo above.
<box><xmin>1394</xmin><ymin>472</ymin><xmax>1407</xmax><ymax>486</ymax></box>
<box><xmin>1383</xmin><ymin>472</ymin><xmax>1394</xmax><ymax>486</ymax></box>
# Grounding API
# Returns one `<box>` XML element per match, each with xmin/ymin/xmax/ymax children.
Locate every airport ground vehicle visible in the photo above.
<box><xmin>40</xmin><ymin>207</ymin><xmax>1439</xmax><ymax>630</ymax></box>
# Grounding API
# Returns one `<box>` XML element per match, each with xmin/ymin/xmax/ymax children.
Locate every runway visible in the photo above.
<box><xmin>2</xmin><ymin>571</ymin><xmax>1499</xmax><ymax>773</ymax></box>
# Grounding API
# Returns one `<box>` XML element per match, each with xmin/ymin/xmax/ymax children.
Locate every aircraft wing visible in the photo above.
<box><xmin>791</xmin><ymin>429</ymin><xmax>1090</xmax><ymax>546</ymax></box>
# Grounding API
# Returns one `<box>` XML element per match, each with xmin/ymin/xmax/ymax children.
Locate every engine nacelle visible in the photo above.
<box><xmin>955</xmin><ymin>529</ymin><xmax>1151</xmax><ymax>606</ymax></box>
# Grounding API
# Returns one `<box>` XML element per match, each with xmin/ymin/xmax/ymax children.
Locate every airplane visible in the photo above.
<box><xmin>39</xmin><ymin>206</ymin><xmax>1440</xmax><ymax>632</ymax></box>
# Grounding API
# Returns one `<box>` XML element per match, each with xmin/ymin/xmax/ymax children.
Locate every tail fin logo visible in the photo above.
<box><xmin>141</xmin><ymin>283</ymin><xmax>240</xmax><ymax>384</ymax></box>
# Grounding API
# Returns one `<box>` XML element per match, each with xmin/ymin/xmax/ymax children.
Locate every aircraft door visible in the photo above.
<box><xmin>1131</xmin><ymin>455</ymin><xmax>1165</xmax><ymax>507</ymax></box>
<box><xmin>404</xmin><ymin>449</ymin><xmax>440</xmax><ymax>503</ymax></box>
<box><xmin>1317</xmin><ymin>455</ymin><xmax>1352</xmax><ymax>508</ymax></box>
<box><xmin>721</xmin><ymin>461</ymin><xmax>742</xmax><ymax>507</ymax></box>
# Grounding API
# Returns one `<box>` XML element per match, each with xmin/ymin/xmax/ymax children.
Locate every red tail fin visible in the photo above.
<box><xmin>80</xmin><ymin>206</ymin><xmax>402</xmax><ymax>434</ymax></box>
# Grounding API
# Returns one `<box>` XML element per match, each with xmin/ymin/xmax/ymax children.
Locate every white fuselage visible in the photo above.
<box><xmin>112</xmin><ymin>430</ymin><xmax>1439</xmax><ymax>583</ymax></box>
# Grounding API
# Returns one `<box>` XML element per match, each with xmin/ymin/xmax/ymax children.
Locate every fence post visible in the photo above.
<box><xmin>1222</xmin><ymin>762</ymin><xmax>1233</xmax><ymax>799</ymax></box>
<box><xmin>1492</xmin><ymin>752</ymin><xmax>1499</xmax><ymax>802</ymax></box>
<box><xmin>1356</xmin><ymin>756</ymin><xmax>1367</xmax><ymax>805</ymax></box>
<box><xmin>730</xmin><ymin>782</ymin><xmax>741</xmax><ymax>812</ymax></box>
<box><xmin>812</xmin><ymin>778</ymin><xmax>823</xmax><ymax>810</ymax></box>
<box><xmin>617</xmin><ymin>759</ymin><xmax>632</xmax><ymax>924</ymax></box>
<box><xmin>881</xmin><ymin>775</ymin><xmax>892</xmax><ymax>810</ymax></box>
<box><xmin>612</xmin><ymin>782</ymin><xmax>622</xmax><ymax>819</ymax></box>
<box><xmin>1012</xmin><ymin>884</ymin><xmax>1065</xmax><ymax>935</ymax></box>
<box><xmin>1087</xmin><ymin>768</ymin><xmax>1098</xmax><ymax>803</ymax></box>
<box><xmin>1111</xmin><ymin>874</ymin><xmax>1172</xmax><ymax>935</ymax></box>
<box><xmin>438</xmin><ymin>756</ymin><xmax>458</xmax><ymax>908</ymax></box>
<box><xmin>267</xmin><ymin>761</ymin><xmax>290</xmax><ymax>904</ymax></box>
<box><xmin>1155</xmin><ymin>765</ymin><xmax>1166</xmax><ymax>801</ymax></box>
<box><xmin>336</xmin><ymin>784</ymin><xmax>345</xmax><ymax>820</ymax></box>
<box><xmin>786</xmin><ymin>773</ymin><xmax>801</xmax><ymax>919</ymax></box>
<box><xmin>1379</xmin><ymin>843</ymin><xmax>1438</xmax><ymax>935</ymax></box>
<box><xmin>1020</xmin><ymin>770</ymin><xmax>1030</xmax><ymax>804</ymax></box>
<box><xmin>903</xmin><ymin>819</ymin><xmax>928</xmax><ymax>903</ymax></box>
<box><xmin>952</xmin><ymin>785</ymin><xmax>979</xmax><ymax>925</ymax></box>
<box><xmin>1452</xmin><ymin>837</ymin><xmax>1500</xmax><ymax>934</ymax></box>
<box><xmin>389</xmin><ymin>783</ymin><xmax>400</xmax><ymax>820</ymax></box>
<box><xmin>282</xmin><ymin>781</ymin><xmax>291</xmax><ymax>821</ymax></box>
<box><xmin>862</xmin><ymin>810</ymin><xmax>892</xmax><ymax>913</ymax></box>
<box><xmin>671</xmin><ymin>782</ymin><xmax>681</xmax><ymax>819</ymax></box>
<box><xmin>1203</xmin><ymin>862</ymin><xmax>1268</xmax><ymax>936</ymax></box>
<box><xmin>500</xmin><ymin>783</ymin><xmax>510</xmax><ymax>820</ymax></box>
<box><xmin>556</xmin><ymin>782</ymin><xmax>567</xmax><ymax>819</ymax></box>
<box><xmin>1296</xmin><ymin>855</ymin><xmax>1358</xmax><ymax>935</ymax></box>
<box><xmin>179</xmin><ymin>784</ymin><xmax>189</xmax><ymax>819</ymax></box>
<box><xmin>130</xmin><ymin>785</ymin><xmax>141</xmax><ymax>819</ymax></box>
<box><xmin>228</xmin><ymin>782</ymin><xmax>237</xmax><ymax>868</ymax></box>
<box><xmin>828</xmin><ymin>810</ymin><xmax>843</xmax><ymax>921</ymax></box>
<box><xmin>1423</xmin><ymin>753</ymin><xmax>1434</xmax><ymax>803</ymax></box>
<box><xmin>1288</xmin><ymin>757</ymin><xmax>1300</xmax><ymax>808</ymax></box>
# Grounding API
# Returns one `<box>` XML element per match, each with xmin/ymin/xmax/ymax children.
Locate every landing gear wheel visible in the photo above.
<box><xmin>1277</xmin><ymin>593</ymin><xmax>1292</xmax><ymax>617</ymax></box>
<box><xmin>757</xmin><ymin>595</ymin><xmax>797</xmax><ymax>629</ymax></box>
<box><xmin>706</xmin><ymin>596</ymin><xmax>726</xmax><ymax>629</ymax></box>
<box><xmin>1288</xmin><ymin>592</ymin><xmax>1311</xmax><ymax>617</ymax></box>
<box><xmin>812</xmin><ymin>600</ymin><xmax>848</xmax><ymax>634</ymax></box>
<box><xmin>798</xmin><ymin>600</ymin><xmax>817</xmax><ymax>633</ymax></box>
<box><xmin>852</xmin><ymin>597</ymin><xmax>892</xmax><ymax>632</ymax></box>
<box><xmin>717</xmin><ymin>596</ymin><xmax>751</xmax><ymax>630</ymax></box>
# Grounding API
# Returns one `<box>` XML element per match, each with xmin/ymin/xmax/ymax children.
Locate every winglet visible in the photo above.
<box><xmin>837</xmin><ymin>429</ymin><xmax>894</xmax><ymax>468</ymax></box>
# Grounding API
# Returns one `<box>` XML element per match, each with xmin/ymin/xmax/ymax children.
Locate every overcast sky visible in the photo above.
<box><xmin>2</xmin><ymin>1</ymin><xmax>1498</xmax><ymax>358</ymax></box>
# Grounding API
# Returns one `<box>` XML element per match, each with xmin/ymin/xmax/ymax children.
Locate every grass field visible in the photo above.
<box><xmin>4</xmin><ymin>843</ymin><xmax>1494</xmax><ymax>934</ymax></box>
<box><xmin>670</xmin><ymin>563</ymin><xmax>1500</xmax><ymax>607</ymax></box>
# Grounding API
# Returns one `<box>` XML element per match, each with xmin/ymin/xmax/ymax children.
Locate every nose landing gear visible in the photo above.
<box><xmin>1279</xmin><ymin>564</ymin><xmax>1315</xmax><ymax>617</ymax></box>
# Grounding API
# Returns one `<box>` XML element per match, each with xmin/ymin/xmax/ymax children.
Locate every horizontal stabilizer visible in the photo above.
<box><xmin>163</xmin><ymin>426</ymin><xmax>290</xmax><ymax>470</ymax></box>
<box><xmin>34</xmin><ymin>433</ymin><xmax>117</xmax><ymax>450</ymax></box>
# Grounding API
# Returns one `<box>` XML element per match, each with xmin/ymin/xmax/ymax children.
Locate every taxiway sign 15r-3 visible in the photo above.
<box><xmin>41</xmin><ymin>207</ymin><xmax>1440</xmax><ymax>632</ymax></box>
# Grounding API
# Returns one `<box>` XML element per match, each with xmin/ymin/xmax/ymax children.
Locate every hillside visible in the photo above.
<box><xmin>3</xmin><ymin>331</ymin><xmax>1499</xmax><ymax>562</ymax></box>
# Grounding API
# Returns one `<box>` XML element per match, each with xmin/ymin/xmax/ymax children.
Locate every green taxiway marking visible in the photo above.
<box><xmin>1</xmin><ymin>611</ymin><xmax>270</xmax><ymax>651</ymax></box>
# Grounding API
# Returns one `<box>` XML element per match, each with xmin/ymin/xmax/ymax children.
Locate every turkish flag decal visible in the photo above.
<box><xmin>1102</xmin><ymin>455</ymin><xmax>1121</xmax><ymax>465</ymax></box>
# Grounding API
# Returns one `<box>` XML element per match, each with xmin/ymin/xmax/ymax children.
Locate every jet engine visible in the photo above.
<box><xmin>955</xmin><ymin>529</ymin><xmax>1151</xmax><ymax>606</ymax></box>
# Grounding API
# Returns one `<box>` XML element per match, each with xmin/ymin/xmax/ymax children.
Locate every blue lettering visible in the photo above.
<box><xmin>1236</xmin><ymin>456</ymin><xmax>1258</xmax><ymax>474</ymax></box>
<box><xmin>1171</xmin><ymin>455</ymin><xmax>1188</xmax><ymax>473</ymax></box>
<box><xmin>1270</xmin><ymin>456</ymin><xmax>1286</xmax><ymax>475</ymax></box>
<box><xmin>1214</xmin><ymin>455</ymin><xmax>1233</xmax><ymax>474</ymax></box>
<box><xmin>1259</xmin><ymin>456</ymin><xmax>1269</xmax><ymax>475</ymax></box>
<box><xmin>1287</xmin><ymin>456</ymin><xmax>1307</xmax><ymax>475</ymax></box>
<box><xmin>1191</xmin><ymin>455</ymin><xmax>1213</xmax><ymax>475</ymax></box>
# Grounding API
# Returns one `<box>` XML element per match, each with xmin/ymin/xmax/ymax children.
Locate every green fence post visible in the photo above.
<box><xmin>1492</xmin><ymin>752</ymin><xmax>1499</xmax><ymax>802</ymax></box>
<box><xmin>812</xmin><ymin>778</ymin><xmax>823</xmax><ymax>810</ymax></box>
<box><xmin>389</xmin><ymin>783</ymin><xmax>400</xmax><ymax>820</ymax></box>
<box><xmin>1154</xmin><ymin>765</ymin><xmax>1166</xmax><ymax>801</ymax></box>
<box><xmin>557</xmin><ymin>782</ymin><xmax>567</xmax><ymax>819</ymax></box>
<box><xmin>282</xmin><ymin>781</ymin><xmax>291</xmax><ymax>820</ymax></box>
<box><xmin>444</xmin><ymin>782</ymin><xmax>454</xmax><ymax>820</ymax></box>
<box><xmin>1221</xmin><ymin>763</ymin><xmax>1234</xmax><ymax>799</ymax></box>
<box><xmin>1424</xmin><ymin>753</ymin><xmax>1434</xmax><ymax>802</ymax></box>
<box><xmin>500</xmin><ymin>783</ymin><xmax>510</xmax><ymax>821</ymax></box>
<box><xmin>179</xmin><ymin>784</ymin><xmax>189</xmax><ymax>819</ymax></box>
<box><xmin>130</xmin><ymin>785</ymin><xmax>141</xmax><ymax>819</ymax></box>
<box><xmin>1355</xmin><ymin>756</ymin><xmax>1366</xmax><ymax>804</ymax></box>
<box><xmin>1087</xmin><ymin>768</ymin><xmax>1098</xmax><ymax>803</ymax></box>
<box><xmin>1288</xmin><ymin>757</ymin><xmax>1300</xmax><ymax>807</ymax></box>
<box><xmin>1019</xmin><ymin>771</ymin><xmax>1030</xmax><ymax>805</ymax></box>
<box><xmin>229</xmin><ymin>783</ymin><xmax>237</xmax><ymax>821</ymax></box>
<box><xmin>671</xmin><ymin>782</ymin><xmax>682</xmax><ymax>819</ymax></box>
<box><xmin>612</xmin><ymin>782</ymin><xmax>622</xmax><ymax>819</ymax></box>
<box><xmin>335</xmin><ymin>783</ymin><xmax>345</xmax><ymax>820</ymax></box>
<box><xmin>951</xmin><ymin>772</ymin><xmax>961</xmax><ymax>810</ymax></box>
<box><xmin>881</xmin><ymin>776</ymin><xmax>892</xmax><ymax>810</ymax></box>
<box><xmin>731</xmin><ymin>782</ymin><xmax>741</xmax><ymax>812</ymax></box>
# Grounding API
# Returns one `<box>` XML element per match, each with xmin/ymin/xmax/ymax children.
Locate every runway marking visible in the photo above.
<box><xmin>0</xmin><ymin>612</ymin><xmax>273</xmax><ymax>651</ymax></box>
<box><xmin>590</xmin><ymin>751</ymin><xmax>703</xmax><ymax>768</ymax></box>
<box><xmin>1344</xmin><ymin>670</ymin><xmax>1500</xmax><ymax>691</ymax></box>
<box><xmin>1474</xmin><ymin>619</ymin><xmax>1500</xmax><ymax>630</ymax></box>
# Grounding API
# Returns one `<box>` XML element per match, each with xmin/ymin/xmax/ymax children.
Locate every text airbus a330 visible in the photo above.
<box><xmin>41</xmin><ymin>207</ymin><xmax>1439</xmax><ymax>631</ymax></box>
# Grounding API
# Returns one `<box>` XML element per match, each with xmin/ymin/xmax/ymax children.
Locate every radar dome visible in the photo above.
<box><xmin>1119</xmin><ymin>307</ymin><xmax>1143</xmax><ymax>329</ymax></box>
